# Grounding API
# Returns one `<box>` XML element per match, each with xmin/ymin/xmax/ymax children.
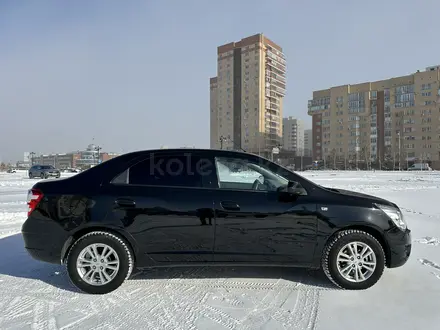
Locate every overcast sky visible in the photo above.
<box><xmin>1</xmin><ymin>0</ymin><xmax>439</xmax><ymax>162</ymax></box>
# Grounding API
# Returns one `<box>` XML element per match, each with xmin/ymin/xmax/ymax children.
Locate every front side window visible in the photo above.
<box><xmin>129</xmin><ymin>154</ymin><xmax>209</xmax><ymax>188</ymax></box>
<box><xmin>215</xmin><ymin>157</ymin><xmax>297</xmax><ymax>192</ymax></box>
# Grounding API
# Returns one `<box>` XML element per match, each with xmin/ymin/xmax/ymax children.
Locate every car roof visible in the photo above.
<box><xmin>121</xmin><ymin>148</ymin><xmax>251</xmax><ymax>159</ymax></box>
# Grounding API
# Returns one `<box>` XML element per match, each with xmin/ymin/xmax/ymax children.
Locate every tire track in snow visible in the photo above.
<box><xmin>419</xmin><ymin>258</ymin><xmax>440</xmax><ymax>281</ymax></box>
<box><xmin>31</xmin><ymin>300</ymin><xmax>57</xmax><ymax>330</ymax></box>
<box><xmin>273</xmin><ymin>289</ymin><xmax>320</xmax><ymax>330</ymax></box>
<box><xmin>419</xmin><ymin>258</ymin><xmax>440</xmax><ymax>271</ymax></box>
<box><xmin>401</xmin><ymin>207</ymin><xmax>440</xmax><ymax>219</ymax></box>
<box><xmin>414</xmin><ymin>237</ymin><xmax>440</xmax><ymax>246</ymax></box>
<box><xmin>239</xmin><ymin>279</ymin><xmax>294</xmax><ymax>329</ymax></box>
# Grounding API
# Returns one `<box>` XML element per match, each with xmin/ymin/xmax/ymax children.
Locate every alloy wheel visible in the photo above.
<box><xmin>336</xmin><ymin>241</ymin><xmax>377</xmax><ymax>283</ymax></box>
<box><xmin>76</xmin><ymin>243</ymin><xmax>120</xmax><ymax>286</ymax></box>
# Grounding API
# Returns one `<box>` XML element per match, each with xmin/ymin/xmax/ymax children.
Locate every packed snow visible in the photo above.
<box><xmin>0</xmin><ymin>169</ymin><xmax>439</xmax><ymax>329</ymax></box>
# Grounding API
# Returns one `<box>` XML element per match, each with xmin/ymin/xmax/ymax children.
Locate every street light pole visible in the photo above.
<box><xmin>219</xmin><ymin>136</ymin><xmax>226</xmax><ymax>149</ymax></box>
<box><xmin>95</xmin><ymin>146</ymin><xmax>102</xmax><ymax>165</ymax></box>
<box><xmin>398</xmin><ymin>132</ymin><xmax>401</xmax><ymax>171</ymax></box>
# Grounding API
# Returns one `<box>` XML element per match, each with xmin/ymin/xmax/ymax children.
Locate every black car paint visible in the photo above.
<box><xmin>22</xmin><ymin>149</ymin><xmax>411</xmax><ymax>271</ymax></box>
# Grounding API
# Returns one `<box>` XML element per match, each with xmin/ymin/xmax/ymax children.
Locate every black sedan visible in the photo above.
<box><xmin>22</xmin><ymin>149</ymin><xmax>411</xmax><ymax>294</ymax></box>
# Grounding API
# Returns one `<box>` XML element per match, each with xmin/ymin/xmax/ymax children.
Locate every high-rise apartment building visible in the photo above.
<box><xmin>304</xmin><ymin>129</ymin><xmax>312</xmax><ymax>157</ymax></box>
<box><xmin>282</xmin><ymin>116</ymin><xmax>304</xmax><ymax>155</ymax></box>
<box><xmin>210</xmin><ymin>34</ymin><xmax>286</xmax><ymax>154</ymax></box>
<box><xmin>308</xmin><ymin>65</ymin><xmax>440</xmax><ymax>169</ymax></box>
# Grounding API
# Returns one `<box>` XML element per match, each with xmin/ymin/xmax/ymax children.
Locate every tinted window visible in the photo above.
<box><xmin>129</xmin><ymin>154</ymin><xmax>211</xmax><ymax>187</ymax></box>
<box><xmin>41</xmin><ymin>165</ymin><xmax>54</xmax><ymax>169</ymax></box>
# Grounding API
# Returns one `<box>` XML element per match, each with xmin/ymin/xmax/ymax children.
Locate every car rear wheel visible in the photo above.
<box><xmin>29</xmin><ymin>173</ymin><xmax>33</xmax><ymax>179</ymax></box>
<box><xmin>66</xmin><ymin>231</ymin><xmax>134</xmax><ymax>294</ymax></box>
<box><xmin>322</xmin><ymin>229</ymin><xmax>385</xmax><ymax>290</ymax></box>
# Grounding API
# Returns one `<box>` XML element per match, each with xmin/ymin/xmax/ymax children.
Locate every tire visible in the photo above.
<box><xmin>29</xmin><ymin>173</ymin><xmax>33</xmax><ymax>179</ymax></box>
<box><xmin>40</xmin><ymin>173</ymin><xmax>45</xmax><ymax>179</ymax></box>
<box><xmin>322</xmin><ymin>229</ymin><xmax>385</xmax><ymax>290</ymax></box>
<box><xmin>66</xmin><ymin>231</ymin><xmax>134</xmax><ymax>294</ymax></box>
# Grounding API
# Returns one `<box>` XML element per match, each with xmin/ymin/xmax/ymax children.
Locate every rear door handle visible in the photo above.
<box><xmin>220</xmin><ymin>201</ymin><xmax>240</xmax><ymax>211</ymax></box>
<box><xmin>115</xmin><ymin>198</ymin><xmax>136</xmax><ymax>208</ymax></box>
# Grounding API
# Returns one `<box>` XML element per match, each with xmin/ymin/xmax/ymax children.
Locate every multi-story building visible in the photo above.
<box><xmin>32</xmin><ymin>144</ymin><xmax>119</xmax><ymax>169</ymax></box>
<box><xmin>282</xmin><ymin>116</ymin><xmax>304</xmax><ymax>155</ymax></box>
<box><xmin>308</xmin><ymin>65</ymin><xmax>440</xmax><ymax>169</ymax></box>
<box><xmin>33</xmin><ymin>153</ymin><xmax>80</xmax><ymax>169</ymax></box>
<box><xmin>210</xmin><ymin>33</ymin><xmax>287</xmax><ymax>156</ymax></box>
<box><xmin>304</xmin><ymin>129</ymin><xmax>312</xmax><ymax>157</ymax></box>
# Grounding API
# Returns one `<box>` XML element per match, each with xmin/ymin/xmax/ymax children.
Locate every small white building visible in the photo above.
<box><xmin>282</xmin><ymin>117</ymin><xmax>305</xmax><ymax>155</ymax></box>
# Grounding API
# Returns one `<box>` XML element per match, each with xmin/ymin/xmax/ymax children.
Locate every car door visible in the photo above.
<box><xmin>34</xmin><ymin>166</ymin><xmax>41</xmax><ymax>176</ymax></box>
<box><xmin>103</xmin><ymin>152</ymin><xmax>216</xmax><ymax>266</ymax></box>
<box><xmin>211</xmin><ymin>155</ymin><xmax>318</xmax><ymax>266</ymax></box>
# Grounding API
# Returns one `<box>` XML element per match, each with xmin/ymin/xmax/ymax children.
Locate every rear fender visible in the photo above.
<box><xmin>60</xmin><ymin>225</ymin><xmax>138</xmax><ymax>264</ymax></box>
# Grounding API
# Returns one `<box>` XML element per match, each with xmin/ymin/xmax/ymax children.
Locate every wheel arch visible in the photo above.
<box><xmin>326</xmin><ymin>225</ymin><xmax>391</xmax><ymax>267</ymax></box>
<box><xmin>61</xmin><ymin>226</ymin><xmax>138</xmax><ymax>265</ymax></box>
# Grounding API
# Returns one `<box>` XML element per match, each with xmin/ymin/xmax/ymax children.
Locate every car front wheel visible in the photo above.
<box><xmin>66</xmin><ymin>231</ymin><xmax>134</xmax><ymax>294</ymax></box>
<box><xmin>322</xmin><ymin>229</ymin><xmax>385</xmax><ymax>290</ymax></box>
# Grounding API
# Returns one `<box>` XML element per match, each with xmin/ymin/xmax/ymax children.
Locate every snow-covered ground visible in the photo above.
<box><xmin>0</xmin><ymin>170</ymin><xmax>439</xmax><ymax>329</ymax></box>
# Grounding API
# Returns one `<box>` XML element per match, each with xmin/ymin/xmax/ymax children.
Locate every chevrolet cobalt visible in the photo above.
<box><xmin>22</xmin><ymin>149</ymin><xmax>411</xmax><ymax>294</ymax></box>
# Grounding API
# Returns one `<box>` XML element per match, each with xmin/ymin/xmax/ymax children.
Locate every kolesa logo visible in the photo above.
<box><xmin>149</xmin><ymin>153</ymin><xmax>213</xmax><ymax>176</ymax></box>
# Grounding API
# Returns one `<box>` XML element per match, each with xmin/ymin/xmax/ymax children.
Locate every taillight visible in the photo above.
<box><xmin>27</xmin><ymin>188</ymin><xmax>44</xmax><ymax>216</ymax></box>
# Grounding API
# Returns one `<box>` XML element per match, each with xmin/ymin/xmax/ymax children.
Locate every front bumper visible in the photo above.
<box><xmin>385</xmin><ymin>227</ymin><xmax>411</xmax><ymax>268</ymax></box>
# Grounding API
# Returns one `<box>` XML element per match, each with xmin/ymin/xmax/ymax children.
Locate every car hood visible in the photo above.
<box><xmin>322</xmin><ymin>187</ymin><xmax>396</xmax><ymax>207</ymax></box>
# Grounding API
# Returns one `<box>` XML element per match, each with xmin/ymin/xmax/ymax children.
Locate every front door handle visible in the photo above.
<box><xmin>115</xmin><ymin>198</ymin><xmax>136</xmax><ymax>208</ymax></box>
<box><xmin>220</xmin><ymin>201</ymin><xmax>240</xmax><ymax>211</ymax></box>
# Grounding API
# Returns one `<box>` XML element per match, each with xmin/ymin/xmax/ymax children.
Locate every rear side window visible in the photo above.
<box><xmin>129</xmin><ymin>154</ymin><xmax>211</xmax><ymax>187</ymax></box>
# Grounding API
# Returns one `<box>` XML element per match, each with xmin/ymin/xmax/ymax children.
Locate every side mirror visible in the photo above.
<box><xmin>277</xmin><ymin>185</ymin><xmax>307</xmax><ymax>203</ymax></box>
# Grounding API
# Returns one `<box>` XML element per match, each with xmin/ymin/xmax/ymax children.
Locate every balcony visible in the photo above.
<box><xmin>265</xmin><ymin>76</ymin><xmax>286</xmax><ymax>90</ymax></box>
<box><xmin>271</xmin><ymin>85</ymin><xmax>286</xmax><ymax>97</ymax></box>
<box><xmin>266</xmin><ymin>49</ymin><xmax>286</xmax><ymax>64</ymax></box>
<box><xmin>265</xmin><ymin>59</ymin><xmax>286</xmax><ymax>74</ymax></box>
<box><xmin>266</xmin><ymin>52</ymin><xmax>287</xmax><ymax>70</ymax></box>
<box><xmin>265</xmin><ymin>85</ymin><xmax>285</xmax><ymax>97</ymax></box>
<box><xmin>268</xmin><ymin>79</ymin><xmax>286</xmax><ymax>91</ymax></box>
<box><xmin>265</xmin><ymin>99</ymin><xmax>279</xmax><ymax>108</ymax></box>
<box><xmin>267</xmin><ymin>71</ymin><xmax>286</xmax><ymax>84</ymax></box>
<box><xmin>308</xmin><ymin>105</ymin><xmax>329</xmax><ymax>115</ymax></box>
<box><xmin>265</xmin><ymin>106</ymin><xmax>279</xmax><ymax>114</ymax></box>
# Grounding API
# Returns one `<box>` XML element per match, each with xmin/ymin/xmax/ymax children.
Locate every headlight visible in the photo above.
<box><xmin>375</xmin><ymin>204</ymin><xmax>407</xmax><ymax>230</ymax></box>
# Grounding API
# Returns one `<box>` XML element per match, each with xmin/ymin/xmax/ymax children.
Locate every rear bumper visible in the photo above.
<box><xmin>385</xmin><ymin>227</ymin><xmax>412</xmax><ymax>268</ymax></box>
<box><xmin>21</xmin><ymin>216</ymin><xmax>66</xmax><ymax>265</ymax></box>
<box><xmin>25</xmin><ymin>246</ymin><xmax>60</xmax><ymax>264</ymax></box>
